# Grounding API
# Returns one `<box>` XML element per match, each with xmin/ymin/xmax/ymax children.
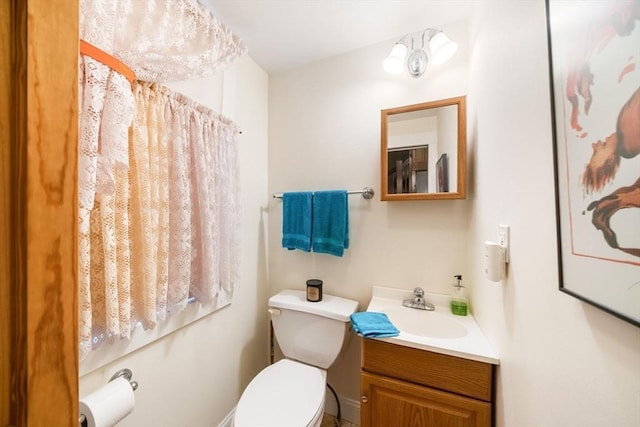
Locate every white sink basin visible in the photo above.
<box><xmin>366</xmin><ymin>286</ymin><xmax>499</xmax><ymax>365</ymax></box>
<box><xmin>383</xmin><ymin>307</ymin><xmax>468</xmax><ymax>339</ymax></box>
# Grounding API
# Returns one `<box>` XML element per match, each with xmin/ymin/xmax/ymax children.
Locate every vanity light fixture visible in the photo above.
<box><xmin>382</xmin><ymin>29</ymin><xmax>458</xmax><ymax>77</ymax></box>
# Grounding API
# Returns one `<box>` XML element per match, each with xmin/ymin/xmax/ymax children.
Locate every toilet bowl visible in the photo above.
<box><xmin>234</xmin><ymin>290</ymin><xmax>358</xmax><ymax>427</ymax></box>
<box><xmin>234</xmin><ymin>359</ymin><xmax>326</xmax><ymax>427</ymax></box>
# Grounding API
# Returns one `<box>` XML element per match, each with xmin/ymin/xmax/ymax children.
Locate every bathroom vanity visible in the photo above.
<box><xmin>360</xmin><ymin>339</ymin><xmax>493</xmax><ymax>427</ymax></box>
<box><xmin>359</xmin><ymin>287</ymin><xmax>499</xmax><ymax>427</ymax></box>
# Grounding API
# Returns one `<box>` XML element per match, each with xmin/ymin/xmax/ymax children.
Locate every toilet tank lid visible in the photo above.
<box><xmin>269</xmin><ymin>290</ymin><xmax>358</xmax><ymax>322</ymax></box>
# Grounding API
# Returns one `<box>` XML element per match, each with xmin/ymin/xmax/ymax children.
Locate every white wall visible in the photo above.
<box><xmin>268</xmin><ymin>19</ymin><xmax>471</xmax><ymax>421</ymax></box>
<box><xmin>468</xmin><ymin>1</ymin><xmax>640</xmax><ymax>426</ymax></box>
<box><xmin>79</xmin><ymin>54</ymin><xmax>270</xmax><ymax>427</ymax></box>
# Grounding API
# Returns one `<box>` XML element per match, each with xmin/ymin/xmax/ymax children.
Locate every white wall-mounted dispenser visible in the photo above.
<box><xmin>484</xmin><ymin>225</ymin><xmax>509</xmax><ymax>282</ymax></box>
<box><xmin>484</xmin><ymin>241</ymin><xmax>506</xmax><ymax>282</ymax></box>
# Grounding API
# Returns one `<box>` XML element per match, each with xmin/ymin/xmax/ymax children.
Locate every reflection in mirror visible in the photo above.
<box><xmin>381</xmin><ymin>96</ymin><xmax>466</xmax><ymax>201</ymax></box>
<box><xmin>387</xmin><ymin>146</ymin><xmax>429</xmax><ymax>194</ymax></box>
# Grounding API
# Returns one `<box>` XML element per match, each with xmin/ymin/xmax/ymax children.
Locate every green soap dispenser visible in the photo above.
<box><xmin>450</xmin><ymin>275</ymin><xmax>468</xmax><ymax>316</ymax></box>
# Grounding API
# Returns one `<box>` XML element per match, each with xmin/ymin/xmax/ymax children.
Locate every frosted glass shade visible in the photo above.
<box><xmin>429</xmin><ymin>31</ymin><xmax>458</xmax><ymax>65</ymax></box>
<box><xmin>383</xmin><ymin>43</ymin><xmax>408</xmax><ymax>74</ymax></box>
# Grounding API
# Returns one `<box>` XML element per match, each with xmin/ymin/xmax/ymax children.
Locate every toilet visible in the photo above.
<box><xmin>234</xmin><ymin>289</ymin><xmax>359</xmax><ymax>427</ymax></box>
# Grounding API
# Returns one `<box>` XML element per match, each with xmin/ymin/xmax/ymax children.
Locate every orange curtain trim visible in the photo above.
<box><xmin>79</xmin><ymin>40</ymin><xmax>136</xmax><ymax>83</ymax></box>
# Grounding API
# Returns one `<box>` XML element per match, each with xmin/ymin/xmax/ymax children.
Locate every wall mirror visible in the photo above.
<box><xmin>380</xmin><ymin>96</ymin><xmax>466</xmax><ymax>201</ymax></box>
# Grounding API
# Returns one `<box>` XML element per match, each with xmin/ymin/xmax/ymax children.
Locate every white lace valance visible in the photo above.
<box><xmin>80</xmin><ymin>0</ymin><xmax>247</xmax><ymax>83</ymax></box>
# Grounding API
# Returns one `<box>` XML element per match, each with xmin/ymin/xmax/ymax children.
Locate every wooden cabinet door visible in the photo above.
<box><xmin>361</xmin><ymin>372</ymin><xmax>491</xmax><ymax>427</ymax></box>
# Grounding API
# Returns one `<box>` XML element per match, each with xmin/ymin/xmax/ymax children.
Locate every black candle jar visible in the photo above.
<box><xmin>306</xmin><ymin>279</ymin><xmax>323</xmax><ymax>302</ymax></box>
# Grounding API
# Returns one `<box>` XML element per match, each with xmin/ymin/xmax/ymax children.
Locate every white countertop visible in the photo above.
<box><xmin>365</xmin><ymin>286</ymin><xmax>500</xmax><ymax>365</ymax></box>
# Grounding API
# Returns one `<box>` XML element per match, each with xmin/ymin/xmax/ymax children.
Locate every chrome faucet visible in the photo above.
<box><xmin>402</xmin><ymin>287</ymin><xmax>435</xmax><ymax>311</ymax></box>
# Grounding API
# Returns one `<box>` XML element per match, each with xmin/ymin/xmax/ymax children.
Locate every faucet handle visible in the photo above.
<box><xmin>413</xmin><ymin>287</ymin><xmax>424</xmax><ymax>297</ymax></box>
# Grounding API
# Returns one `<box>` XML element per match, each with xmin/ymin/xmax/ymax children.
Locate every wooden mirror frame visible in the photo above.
<box><xmin>380</xmin><ymin>96</ymin><xmax>466</xmax><ymax>201</ymax></box>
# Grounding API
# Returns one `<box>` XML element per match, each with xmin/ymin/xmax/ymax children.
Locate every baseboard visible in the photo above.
<box><xmin>217</xmin><ymin>407</ymin><xmax>235</xmax><ymax>427</ymax></box>
<box><xmin>324</xmin><ymin>392</ymin><xmax>361</xmax><ymax>426</ymax></box>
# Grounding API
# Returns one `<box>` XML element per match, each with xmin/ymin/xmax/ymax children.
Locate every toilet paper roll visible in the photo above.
<box><xmin>79</xmin><ymin>377</ymin><xmax>135</xmax><ymax>427</ymax></box>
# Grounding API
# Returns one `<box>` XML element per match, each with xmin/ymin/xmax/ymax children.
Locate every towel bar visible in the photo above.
<box><xmin>273</xmin><ymin>186</ymin><xmax>374</xmax><ymax>200</ymax></box>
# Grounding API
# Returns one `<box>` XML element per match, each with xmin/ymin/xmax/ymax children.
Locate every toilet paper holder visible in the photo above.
<box><xmin>108</xmin><ymin>368</ymin><xmax>139</xmax><ymax>391</ymax></box>
<box><xmin>79</xmin><ymin>368</ymin><xmax>138</xmax><ymax>425</ymax></box>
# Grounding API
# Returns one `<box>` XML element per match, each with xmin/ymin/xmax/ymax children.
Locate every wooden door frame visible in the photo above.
<box><xmin>1</xmin><ymin>1</ymin><xmax>79</xmax><ymax>426</ymax></box>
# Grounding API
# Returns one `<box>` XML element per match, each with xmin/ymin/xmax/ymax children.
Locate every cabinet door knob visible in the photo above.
<box><xmin>361</xmin><ymin>396</ymin><xmax>368</xmax><ymax>403</ymax></box>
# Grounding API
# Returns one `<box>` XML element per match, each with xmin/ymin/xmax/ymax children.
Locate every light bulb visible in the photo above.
<box><xmin>383</xmin><ymin>43</ymin><xmax>408</xmax><ymax>74</ymax></box>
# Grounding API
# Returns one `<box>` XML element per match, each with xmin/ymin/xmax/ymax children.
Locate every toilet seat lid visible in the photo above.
<box><xmin>235</xmin><ymin>359</ymin><xmax>326</xmax><ymax>427</ymax></box>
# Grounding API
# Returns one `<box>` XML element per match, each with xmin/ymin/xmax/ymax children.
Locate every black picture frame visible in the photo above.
<box><xmin>546</xmin><ymin>0</ymin><xmax>640</xmax><ymax>327</ymax></box>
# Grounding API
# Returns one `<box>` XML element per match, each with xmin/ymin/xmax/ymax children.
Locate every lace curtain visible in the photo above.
<box><xmin>80</xmin><ymin>0</ymin><xmax>246</xmax><ymax>82</ymax></box>
<box><xmin>78</xmin><ymin>55</ymin><xmax>135</xmax><ymax>358</ymax></box>
<box><xmin>130</xmin><ymin>82</ymin><xmax>240</xmax><ymax>327</ymax></box>
<box><xmin>79</xmin><ymin>81</ymin><xmax>241</xmax><ymax>359</ymax></box>
<box><xmin>78</xmin><ymin>0</ymin><xmax>244</xmax><ymax>360</ymax></box>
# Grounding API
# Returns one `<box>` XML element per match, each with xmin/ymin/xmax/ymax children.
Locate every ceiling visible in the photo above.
<box><xmin>202</xmin><ymin>0</ymin><xmax>475</xmax><ymax>75</ymax></box>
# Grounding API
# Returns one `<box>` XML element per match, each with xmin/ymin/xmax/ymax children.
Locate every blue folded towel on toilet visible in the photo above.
<box><xmin>350</xmin><ymin>312</ymin><xmax>400</xmax><ymax>338</ymax></box>
<box><xmin>312</xmin><ymin>190</ymin><xmax>349</xmax><ymax>257</ymax></box>
<box><xmin>282</xmin><ymin>192</ymin><xmax>312</xmax><ymax>252</ymax></box>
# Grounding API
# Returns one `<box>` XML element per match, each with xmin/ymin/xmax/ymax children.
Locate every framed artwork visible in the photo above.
<box><xmin>436</xmin><ymin>153</ymin><xmax>448</xmax><ymax>192</ymax></box>
<box><xmin>546</xmin><ymin>0</ymin><xmax>640</xmax><ymax>326</ymax></box>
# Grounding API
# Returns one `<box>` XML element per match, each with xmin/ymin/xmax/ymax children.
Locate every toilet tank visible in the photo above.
<box><xmin>269</xmin><ymin>290</ymin><xmax>359</xmax><ymax>369</ymax></box>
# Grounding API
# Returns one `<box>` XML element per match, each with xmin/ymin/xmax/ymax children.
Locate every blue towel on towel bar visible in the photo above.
<box><xmin>282</xmin><ymin>192</ymin><xmax>312</xmax><ymax>252</ymax></box>
<box><xmin>350</xmin><ymin>312</ymin><xmax>400</xmax><ymax>338</ymax></box>
<box><xmin>312</xmin><ymin>190</ymin><xmax>349</xmax><ymax>257</ymax></box>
